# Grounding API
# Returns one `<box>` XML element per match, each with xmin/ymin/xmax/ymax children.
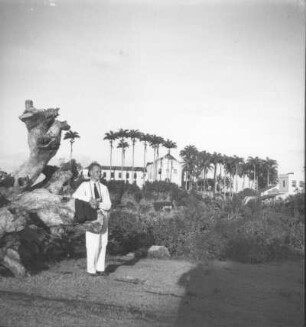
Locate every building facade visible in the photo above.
<box><xmin>278</xmin><ymin>173</ymin><xmax>305</xmax><ymax>195</ymax></box>
<box><xmin>260</xmin><ymin>173</ymin><xmax>305</xmax><ymax>199</ymax></box>
<box><xmin>82</xmin><ymin>166</ymin><xmax>146</xmax><ymax>188</ymax></box>
<box><xmin>145</xmin><ymin>153</ymin><xmax>183</xmax><ymax>187</ymax></box>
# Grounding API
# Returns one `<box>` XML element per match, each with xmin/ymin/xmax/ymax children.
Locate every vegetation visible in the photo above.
<box><xmin>107</xmin><ymin>182</ymin><xmax>304</xmax><ymax>264</ymax></box>
<box><xmin>102</xmin><ymin>128</ymin><xmax>278</xmax><ymax>195</ymax></box>
<box><xmin>179</xmin><ymin>146</ymin><xmax>278</xmax><ymax>193</ymax></box>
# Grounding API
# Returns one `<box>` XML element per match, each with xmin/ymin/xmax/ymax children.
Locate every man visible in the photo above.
<box><xmin>73</xmin><ymin>162</ymin><xmax>111</xmax><ymax>276</ymax></box>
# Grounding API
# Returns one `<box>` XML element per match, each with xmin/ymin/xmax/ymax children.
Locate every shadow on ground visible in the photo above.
<box><xmin>105</xmin><ymin>256</ymin><xmax>142</xmax><ymax>275</ymax></box>
<box><xmin>174</xmin><ymin>260</ymin><xmax>304</xmax><ymax>327</ymax></box>
<box><xmin>174</xmin><ymin>263</ymin><xmax>211</xmax><ymax>326</ymax></box>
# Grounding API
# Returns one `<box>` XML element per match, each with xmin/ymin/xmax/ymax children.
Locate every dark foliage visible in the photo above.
<box><xmin>107</xmin><ymin>182</ymin><xmax>304</xmax><ymax>264</ymax></box>
<box><xmin>103</xmin><ymin>180</ymin><xmax>143</xmax><ymax>207</ymax></box>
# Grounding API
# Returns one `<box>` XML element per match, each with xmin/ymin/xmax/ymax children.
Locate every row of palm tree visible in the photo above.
<box><xmin>63</xmin><ymin>130</ymin><xmax>278</xmax><ymax>192</ymax></box>
<box><xmin>104</xmin><ymin>129</ymin><xmax>177</xmax><ymax>181</ymax></box>
<box><xmin>180</xmin><ymin>145</ymin><xmax>278</xmax><ymax>194</ymax></box>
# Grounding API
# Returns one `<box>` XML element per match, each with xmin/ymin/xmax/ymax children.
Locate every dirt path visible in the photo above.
<box><xmin>0</xmin><ymin>256</ymin><xmax>304</xmax><ymax>327</ymax></box>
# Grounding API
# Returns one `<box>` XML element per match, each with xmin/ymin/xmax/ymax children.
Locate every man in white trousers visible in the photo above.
<box><xmin>73</xmin><ymin>162</ymin><xmax>112</xmax><ymax>276</ymax></box>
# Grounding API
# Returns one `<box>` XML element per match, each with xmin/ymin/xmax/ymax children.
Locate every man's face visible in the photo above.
<box><xmin>90</xmin><ymin>166</ymin><xmax>101</xmax><ymax>181</ymax></box>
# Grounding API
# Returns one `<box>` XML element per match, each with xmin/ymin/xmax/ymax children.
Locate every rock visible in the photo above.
<box><xmin>3</xmin><ymin>253</ymin><xmax>26</xmax><ymax>277</ymax></box>
<box><xmin>0</xmin><ymin>207</ymin><xmax>27</xmax><ymax>238</ymax></box>
<box><xmin>242</xmin><ymin>196</ymin><xmax>258</xmax><ymax>205</ymax></box>
<box><xmin>125</xmin><ymin>252</ymin><xmax>136</xmax><ymax>259</ymax></box>
<box><xmin>147</xmin><ymin>245</ymin><xmax>170</xmax><ymax>258</ymax></box>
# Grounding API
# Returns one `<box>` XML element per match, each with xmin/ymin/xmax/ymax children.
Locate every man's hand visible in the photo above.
<box><xmin>86</xmin><ymin>221</ymin><xmax>103</xmax><ymax>234</ymax></box>
<box><xmin>89</xmin><ymin>198</ymin><xmax>99</xmax><ymax>209</ymax></box>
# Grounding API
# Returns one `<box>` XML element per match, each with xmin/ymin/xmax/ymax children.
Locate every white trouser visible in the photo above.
<box><xmin>85</xmin><ymin>230</ymin><xmax>108</xmax><ymax>274</ymax></box>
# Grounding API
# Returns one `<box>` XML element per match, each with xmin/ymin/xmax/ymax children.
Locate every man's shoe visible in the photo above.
<box><xmin>97</xmin><ymin>271</ymin><xmax>109</xmax><ymax>276</ymax></box>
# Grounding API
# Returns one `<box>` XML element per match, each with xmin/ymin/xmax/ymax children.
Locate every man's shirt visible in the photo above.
<box><xmin>72</xmin><ymin>180</ymin><xmax>112</xmax><ymax>212</ymax></box>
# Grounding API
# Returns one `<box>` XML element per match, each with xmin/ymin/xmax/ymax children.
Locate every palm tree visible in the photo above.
<box><xmin>128</xmin><ymin>129</ymin><xmax>141</xmax><ymax>182</ymax></box>
<box><xmin>63</xmin><ymin>130</ymin><xmax>80</xmax><ymax>161</ymax></box>
<box><xmin>155</xmin><ymin>136</ymin><xmax>165</xmax><ymax>180</ymax></box>
<box><xmin>156</xmin><ymin>136</ymin><xmax>165</xmax><ymax>158</ymax></box>
<box><xmin>233</xmin><ymin>156</ymin><xmax>244</xmax><ymax>193</ymax></box>
<box><xmin>210</xmin><ymin>152</ymin><xmax>222</xmax><ymax>196</ymax></box>
<box><xmin>223</xmin><ymin>154</ymin><xmax>240</xmax><ymax>197</ymax></box>
<box><xmin>180</xmin><ymin>145</ymin><xmax>198</xmax><ymax>190</ymax></box>
<box><xmin>247</xmin><ymin>156</ymin><xmax>261</xmax><ymax>191</ymax></box>
<box><xmin>139</xmin><ymin>133</ymin><xmax>151</xmax><ymax>181</ymax></box>
<box><xmin>263</xmin><ymin>157</ymin><xmax>278</xmax><ymax>186</ymax></box>
<box><xmin>148</xmin><ymin>134</ymin><xmax>161</xmax><ymax>181</ymax></box>
<box><xmin>163</xmin><ymin>139</ymin><xmax>177</xmax><ymax>181</ymax></box>
<box><xmin>240</xmin><ymin>161</ymin><xmax>250</xmax><ymax>190</ymax></box>
<box><xmin>197</xmin><ymin>150</ymin><xmax>212</xmax><ymax>192</ymax></box>
<box><xmin>217</xmin><ymin>154</ymin><xmax>225</xmax><ymax>193</ymax></box>
<box><xmin>163</xmin><ymin>139</ymin><xmax>177</xmax><ymax>155</ymax></box>
<box><xmin>103</xmin><ymin>130</ymin><xmax>118</xmax><ymax>177</ymax></box>
<box><xmin>224</xmin><ymin>156</ymin><xmax>236</xmax><ymax>197</ymax></box>
<box><xmin>117</xmin><ymin>140</ymin><xmax>129</xmax><ymax>180</ymax></box>
<box><xmin>116</xmin><ymin>129</ymin><xmax>129</xmax><ymax>178</ymax></box>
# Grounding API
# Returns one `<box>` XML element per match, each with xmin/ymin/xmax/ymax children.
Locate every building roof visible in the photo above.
<box><xmin>100</xmin><ymin>166</ymin><xmax>146</xmax><ymax>172</ymax></box>
<box><xmin>162</xmin><ymin>153</ymin><xmax>177</xmax><ymax>161</ymax></box>
<box><xmin>259</xmin><ymin>184</ymin><xmax>278</xmax><ymax>193</ymax></box>
<box><xmin>146</xmin><ymin>153</ymin><xmax>178</xmax><ymax>167</ymax></box>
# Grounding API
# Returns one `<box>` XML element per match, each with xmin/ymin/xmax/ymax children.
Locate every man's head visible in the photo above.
<box><xmin>88</xmin><ymin>162</ymin><xmax>102</xmax><ymax>182</ymax></box>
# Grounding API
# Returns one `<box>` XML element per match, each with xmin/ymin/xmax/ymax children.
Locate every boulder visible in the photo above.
<box><xmin>147</xmin><ymin>245</ymin><xmax>170</xmax><ymax>258</ymax></box>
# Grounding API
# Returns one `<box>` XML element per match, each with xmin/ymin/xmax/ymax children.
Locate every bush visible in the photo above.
<box><xmin>142</xmin><ymin>181</ymin><xmax>189</xmax><ymax>206</ymax></box>
<box><xmin>105</xmin><ymin>180</ymin><xmax>142</xmax><ymax>207</ymax></box>
<box><xmin>238</xmin><ymin>188</ymin><xmax>258</xmax><ymax>197</ymax></box>
<box><xmin>273</xmin><ymin>193</ymin><xmax>305</xmax><ymax>221</ymax></box>
<box><xmin>107</xmin><ymin>185</ymin><xmax>304</xmax><ymax>263</ymax></box>
<box><xmin>108</xmin><ymin>210</ymin><xmax>154</xmax><ymax>255</ymax></box>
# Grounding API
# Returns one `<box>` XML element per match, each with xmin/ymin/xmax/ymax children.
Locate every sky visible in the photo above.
<box><xmin>0</xmin><ymin>0</ymin><xmax>305</xmax><ymax>180</ymax></box>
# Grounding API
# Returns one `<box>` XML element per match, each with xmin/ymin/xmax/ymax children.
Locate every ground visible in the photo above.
<box><xmin>0</xmin><ymin>256</ymin><xmax>304</xmax><ymax>327</ymax></box>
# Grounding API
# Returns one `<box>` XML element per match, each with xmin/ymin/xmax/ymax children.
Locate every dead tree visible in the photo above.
<box><xmin>0</xmin><ymin>100</ymin><xmax>79</xmax><ymax>277</ymax></box>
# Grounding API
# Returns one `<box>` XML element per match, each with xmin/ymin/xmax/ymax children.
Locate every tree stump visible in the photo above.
<box><xmin>0</xmin><ymin>100</ymin><xmax>81</xmax><ymax>277</ymax></box>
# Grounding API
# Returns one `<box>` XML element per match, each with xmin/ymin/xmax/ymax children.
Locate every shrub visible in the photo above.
<box><xmin>238</xmin><ymin>188</ymin><xmax>258</xmax><ymax>197</ymax></box>
<box><xmin>105</xmin><ymin>180</ymin><xmax>142</xmax><ymax>207</ymax></box>
<box><xmin>108</xmin><ymin>210</ymin><xmax>154</xmax><ymax>255</ymax></box>
<box><xmin>142</xmin><ymin>181</ymin><xmax>189</xmax><ymax>206</ymax></box>
<box><xmin>106</xmin><ymin>185</ymin><xmax>304</xmax><ymax>263</ymax></box>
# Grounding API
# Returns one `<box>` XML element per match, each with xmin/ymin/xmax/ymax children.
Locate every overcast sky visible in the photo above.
<box><xmin>0</xmin><ymin>0</ymin><xmax>304</xmax><ymax>180</ymax></box>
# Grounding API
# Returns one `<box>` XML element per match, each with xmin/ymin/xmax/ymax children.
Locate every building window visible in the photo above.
<box><xmin>283</xmin><ymin>181</ymin><xmax>286</xmax><ymax>187</ymax></box>
<box><xmin>126</xmin><ymin>173</ymin><xmax>129</xmax><ymax>179</ymax></box>
<box><xmin>134</xmin><ymin>172</ymin><xmax>137</xmax><ymax>179</ymax></box>
<box><xmin>119</xmin><ymin>173</ymin><xmax>122</xmax><ymax>179</ymax></box>
<box><xmin>299</xmin><ymin>181</ymin><xmax>304</xmax><ymax>188</ymax></box>
<box><xmin>292</xmin><ymin>180</ymin><xmax>297</xmax><ymax>188</ymax></box>
<box><xmin>111</xmin><ymin>172</ymin><xmax>114</xmax><ymax>178</ymax></box>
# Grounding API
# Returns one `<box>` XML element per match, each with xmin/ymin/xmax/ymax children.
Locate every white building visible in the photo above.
<box><xmin>260</xmin><ymin>173</ymin><xmax>305</xmax><ymax>198</ymax></box>
<box><xmin>278</xmin><ymin>173</ymin><xmax>304</xmax><ymax>195</ymax></box>
<box><xmin>81</xmin><ymin>166</ymin><xmax>146</xmax><ymax>188</ymax></box>
<box><xmin>146</xmin><ymin>153</ymin><xmax>183</xmax><ymax>187</ymax></box>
